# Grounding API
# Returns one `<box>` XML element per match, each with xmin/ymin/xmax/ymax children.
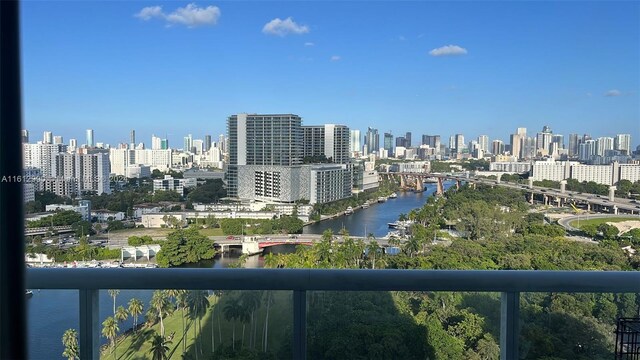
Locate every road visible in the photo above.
<box><xmin>557</xmin><ymin>213</ymin><xmax>640</xmax><ymax>232</ymax></box>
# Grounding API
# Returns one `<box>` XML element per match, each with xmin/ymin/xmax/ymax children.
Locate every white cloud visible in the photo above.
<box><xmin>330</xmin><ymin>55</ymin><xmax>341</xmax><ymax>61</ymax></box>
<box><xmin>135</xmin><ymin>3</ymin><xmax>221</xmax><ymax>28</ymax></box>
<box><xmin>605</xmin><ymin>89</ymin><xmax>622</xmax><ymax>97</ymax></box>
<box><xmin>304</xmin><ymin>42</ymin><xmax>315</xmax><ymax>47</ymax></box>
<box><xmin>429</xmin><ymin>45</ymin><xmax>468</xmax><ymax>57</ymax></box>
<box><xmin>135</xmin><ymin>6</ymin><xmax>163</xmax><ymax>21</ymax></box>
<box><xmin>262</xmin><ymin>17</ymin><xmax>309</xmax><ymax>36</ymax></box>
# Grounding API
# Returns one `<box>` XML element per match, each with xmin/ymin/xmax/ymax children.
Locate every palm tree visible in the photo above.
<box><xmin>173</xmin><ymin>290</ymin><xmax>189</xmax><ymax>353</ymax></box>
<box><xmin>61</xmin><ymin>328</ymin><xmax>79</xmax><ymax>360</ymax></box>
<box><xmin>187</xmin><ymin>290</ymin><xmax>209</xmax><ymax>358</ymax></box>
<box><xmin>150</xmin><ymin>290</ymin><xmax>169</xmax><ymax>337</ymax></box>
<box><xmin>128</xmin><ymin>298</ymin><xmax>144</xmax><ymax>332</ymax></box>
<box><xmin>149</xmin><ymin>332</ymin><xmax>172</xmax><ymax>360</ymax></box>
<box><xmin>262</xmin><ymin>291</ymin><xmax>275</xmax><ymax>352</ymax></box>
<box><xmin>366</xmin><ymin>240</ymin><xmax>380</xmax><ymax>269</ymax></box>
<box><xmin>101</xmin><ymin>316</ymin><xmax>119</xmax><ymax>360</ymax></box>
<box><xmin>115</xmin><ymin>305</ymin><xmax>128</xmax><ymax>326</ymax></box>
<box><xmin>240</xmin><ymin>291</ymin><xmax>261</xmax><ymax>349</ymax></box>
<box><xmin>223</xmin><ymin>297</ymin><xmax>242</xmax><ymax>351</ymax></box>
<box><xmin>107</xmin><ymin>289</ymin><xmax>120</xmax><ymax>316</ymax></box>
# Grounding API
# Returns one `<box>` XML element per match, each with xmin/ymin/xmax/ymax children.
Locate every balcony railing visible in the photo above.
<box><xmin>26</xmin><ymin>268</ymin><xmax>640</xmax><ymax>360</ymax></box>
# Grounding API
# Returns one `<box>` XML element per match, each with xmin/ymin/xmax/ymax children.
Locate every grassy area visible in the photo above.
<box><xmin>569</xmin><ymin>216</ymin><xmax>640</xmax><ymax>229</ymax></box>
<box><xmin>198</xmin><ymin>227</ymin><xmax>224</xmax><ymax>237</ymax></box>
<box><xmin>107</xmin><ymin>228</ymin><xmax>172</xmax><ymax>241</ymax></box>
<box><xmin>104</xmin><ymin>291</ymin><xmax>292</xmax><ymax>359</ymax></box>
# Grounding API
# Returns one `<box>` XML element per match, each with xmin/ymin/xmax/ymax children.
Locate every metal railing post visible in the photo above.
<box><xmin>500</xmin><ymin>291</ymin><xmax>519</xmax><ymax>360</ymax></box>
<box><xmin>79</xmin><ymin>289</ymin><xmax>100</xmax><ymax>360</ymax></box>
<box><xmin>293</xmin><ymin>290</ymin><xmax>307</xmax><ymax>360</ymax></box>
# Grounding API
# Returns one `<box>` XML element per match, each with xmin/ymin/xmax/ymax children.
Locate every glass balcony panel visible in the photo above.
<box><xmin>27</xmin><ymin>290</ymin><xmax>79</xmax><ymax>360</ymax></box>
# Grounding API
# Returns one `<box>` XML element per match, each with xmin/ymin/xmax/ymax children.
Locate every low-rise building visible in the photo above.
<box><xmin>153</xmin><ymin>175</ymin><xmax>197</xmax><ymax>196</ymax></box>
<box><xmin>489</xmin><ymin>161</ymin><xmax>532</xmax><ymax>173</ymax></box>
<box><xmin>45</xmin><ymin>203</ymin><xmax>91</xmax><ymax>221</ymax></box>
<box><xmin>94</xmin><ymin>210</ymin><xmax>125</xmax><ymax>222</ymax></box>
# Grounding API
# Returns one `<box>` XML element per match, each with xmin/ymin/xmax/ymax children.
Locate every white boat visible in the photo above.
<box><xmin>378</xmin><ymin>196</ymin><xmax>386</xmax><ymax>203</ymax></box>
<box><xmin>345</xmin><ymin>206</ymin><xmax>354</xmax><ymax>215</ymax></box>
<box><xmin>362</xmin><ymin>201</ymin><xmax>370</xmax><ymax>209</ymax></box>
<box><xmin>389</xmin><ymin>192</ymin><xmax>398</xmax><ymax>199</ymax></box>
<box><xmin>25</xmin><ymin>290</ymin><xmax>33</xmax><ymax>298</ymax></box>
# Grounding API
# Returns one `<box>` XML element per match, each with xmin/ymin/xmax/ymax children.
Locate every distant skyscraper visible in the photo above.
<box><xmin>130</xmin><ymin>130</ymin><xmax>135</xmax><ymax>148</ymax></box>
<box><xmin>384</xmin><ymin>132</ymin><xmax>394</xmax><ymax>157</ymax></box>
<box><xmin>69</xmin><ymin>139</ymin><xmax>77</xmax><ymax>152</ymax></box>
<box><xmin>350</xmin><ymin>130</ymin><xmax>361</xmax><ymax>154</ymax></box>
<box><xmin>614</xmin><ymin>134</ymin><xmax>631</xmax><ymax>155</ymax></box>
<box><xmin>43</xmin><ymin>131</ymin><xmax>53</xmax><ymax>144</ymax></box>
<box><xmin>516</xmin><ymin>127</ymin><xmax>527</xmax><ymax>136</ymax></box>
<box><xmin>218</xmin><ymin>134</ymin><xmax>226</xmax><ymax>153</ymax></box>
<box><xmin>204</xmin><ymin>135</ymin><xmax>212</xmax><ymax>152</ymax></box>
<box><xmin>449</xmin><ymin>135</ymin><xmax>455</xmax><ymax>150</ymax></box>
<box><xmin>21</xmin><ymin>130</ymin><xmax>29</xmax><ymax>143</ymax></box>
<box><xmin>422</xmin><ymin>135</ymin><xmax>441</xmax><ymax>153</ymax></box>
<box><xmin>151</xmin><ymin>135</ymin><xmax>162</xmax><ymax>150</ymax></box>
<box><xmin>477</xmin><ymin>135</ymin><xmax>489</xmax><ymax>153</ymax></box>
<box><xmin>365</xmin><ymin>127</ymin><xmax>379</xmax><ymax>155</ymax></box>
<box><xmin>454</xmin><ymin>134</ymin><xmax>465</xmax><ymax>153</ymax></box>
<box><xmin>193</xmin><ymin>139</ymin><xmax>204</xmax><ymax>155</ymax></box>
<box><xmin>160</xmin><ymin>139</ymin><xmax>169</xmax><ymax>150</ymax></box>
<box><xmin>552</xmin><ymin>134</ymin><xmax>564</xmax><ymax>149</ymax></box>
<box><xmin>395</xmin><ymin>136</ymin><xmax>406</xmax><ymax>147</ymax></box>
<box><xmin>536</xmin><ymin>126</ymin><xmax>552</xmax><ymax>154</ymax></box>
<box><xmin>510</xmin><ymin>133</ymin><xmax>522</xmax><ymax>158</ymax></box>
<box><xmin>595</xmin><ymin>137</ymin><xmax>614</xmax><ymax>157</ymax></box>
<box><xmin>521</xmin><ymin>137</ymin><xmax>536</xmax><ymax>159</ymax></box>
<box><xmin>183</xmin><ymin>134</ymin><xmax>193</xmax><ymax>153</ymax></box>
<box><xmin>405</xmin><ymin>132</ymin><xmax>412</xmax><ymax>148</ymax></box>
<box><xmin>579</xmin><ymin>139</ymin><xmax>595</xmax><ymax>161</ymax></box>
<box><xmin>86</xmin><ymin>129</ymin><xmax>94</xmax><ymax>147</ymax></box>
<box><xmin>491</xmin><ymin>140</ymin><xmax>504</xmax><ymax>155</ymax></box>
<box><xmin>568</xmin><ymin>134</ymin><xmax>579</xmax><ymax>157</ymax></box>
<box><xmin>53</xmin><ymin>136</ymin><xmax>63</xmax><ymax>145</ymax></box>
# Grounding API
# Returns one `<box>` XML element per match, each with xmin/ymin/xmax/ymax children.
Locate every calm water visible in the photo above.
<box><xmin>28</xmin><ymin>184</ymin><xmax>450</xmax><ymax>359</ymax></box>
<box><xmin>303</xmin><ymin>183</ymin><xmax>452</xmax><ymax>238</ymax></box>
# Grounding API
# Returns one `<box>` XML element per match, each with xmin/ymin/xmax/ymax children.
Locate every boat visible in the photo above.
<box><xmin>389</xmin><ymin>192</ymin><xmax>398</xmax><ymax>199</ymax></box>
<box><xmin>388</xmin><ymin>221</ymin><xmax>400</xmax><ymax>229</ymax></box>
<box><xmin>345</xmin><ymin>206</ymin><xmax>354</xmax><ymax>215</ymax></box>
<box><xmin>25</xmin><ymin>290</ymin><xmax>33</xmax><ymax>298</ymax></box>
<box><xmin>362</xmin><ymin>201</ymin><xmax>370</xmax><ymax>209</ymax></box>
<box><xmin>378</xmin><ymin>196</ymin><xmax>386</xmax><ymax>203</ymax></box>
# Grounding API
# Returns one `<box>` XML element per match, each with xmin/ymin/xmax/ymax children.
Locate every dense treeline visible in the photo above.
<box><xmin>26</xmin><ymin>237</ymin><xmax>120</xmax><ymax>262</ymax></box>
<box><xmin>264</xmin><ymin>185</ymin><xmax>639</xmax><ymax>359</ymax></box>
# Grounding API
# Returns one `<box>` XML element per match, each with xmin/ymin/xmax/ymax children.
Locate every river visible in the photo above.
<box><xmin>27</xmin><ymin>183</ymin><xmax>451</xmax><ymax>359</ymax></box>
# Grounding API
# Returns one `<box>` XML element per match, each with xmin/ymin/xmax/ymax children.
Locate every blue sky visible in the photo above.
<box><xmin>21</xmin><ymin>1</ymin><xmax>639</xmax><ymax>149</ymax></box>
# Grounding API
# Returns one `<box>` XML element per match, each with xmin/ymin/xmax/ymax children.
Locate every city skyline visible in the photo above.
<box><xmin>21</xmin><ymin>2</ymin><xmax>639</xmax><ymax>146</ymax></box>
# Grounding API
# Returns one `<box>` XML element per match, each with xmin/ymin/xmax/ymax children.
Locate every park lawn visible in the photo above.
<box><xmin>104</xmin><ymin>291</ymin><xmax>292</xmax><ymax>359</ymax></box>
<box><xmin>198</xmin><ymin>228</ymin><xmax>224</xmax><ymax>237</ymax></box>
<box><xmin>569</xmin><ymin>216</ymin><xmax>640</xmax><ymax>229</ymax></box>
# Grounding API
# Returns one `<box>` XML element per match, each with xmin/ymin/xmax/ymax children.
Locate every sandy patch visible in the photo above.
<box><xmin>608</xmin><ymin>221</ymin><xmax>640</xmax><ymax>234</ymax></box>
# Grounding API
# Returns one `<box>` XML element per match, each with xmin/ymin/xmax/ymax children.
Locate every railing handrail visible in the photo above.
<box><xmin>26</xmin><ymin>268</ymin><xmax>640</xmax><ymax>293</ymax></box>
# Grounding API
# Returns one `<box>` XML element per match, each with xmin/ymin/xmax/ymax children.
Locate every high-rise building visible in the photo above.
<box><xmin>615</xmin><ymin>134</ymin><xmax>632</xmax><ymax>155</ymax></box>
<box><xmin>491</xmin><ymin>140</ymin><xmax>504</xmax><ymax>155</ymax></box>
<box><xmin>86</xmin><ymin>129</ymin><xmax>94</xmax><ymax>148</ymax></box>
<box><xmin>454</xmin><ymin>134</ymin><xmax>465</xmax><ymax>153</ymax></box>
<box><xmin>568</xmin><ymin>134</ymin><xmax>579</xmax><ymax>157</ymax></box>
<box><xmin>218</xmin><ymin>134</ymin><xmax>226</xmax><ymax>153</ymax></box>
<box><xmin>510</xmin><ymin>133</ymin><xmax>522</xmax><ymax>158</ymax></box>
<box><xmin>595</xmin><ymin>137</ymin><xmax>614</xmax><ymax>157</ymax></box>
<box><xmin>365</xmin><ymin>127</ymin><xmax>379</xmax><ymax>155</ymax></box>
<box><xmin>302</xmin><ymin>124</ymin><xmax>350</xmax><ymax>164</ymax></box>
<box><xmin>477</xmin><ymin>135</ymin><xmax>489</xmax><ymax>153</ymax></box>
<box><xmin>421</xmin><ymin>135</ymin><xmax>441</xmax><ymax>153</ymax></box>
<box><xmin>161</xmin><ymin>139</ymin><xmax>169</xmax><ymax>150</ymax></box>
<box><xmin>227</xmin><ymin>114</ymin><xmax>303</xmax><ymax>198</ymax></box>
<box><xmin>395</xmin><ymin>136</ymin><xmax>406</xmax><ymax>148</ymax></box>
<box><xmin>204</xmin><ymin>135</ymin><xmax>212</xmax><ymax>152</ymax></box>
<box><xmin>516</xmin><ymin>128</ymin><xmax>527</xmax><ymax>137</ymax></box>
<box><xmin>43</xmin><ymin>131</ymin><xmax>53</xmax><ymax>144</ymax></box>
<box><xmin>350</xmin><ymin>130</ymin><xmax>361</xmax><ymax>155</ymax></box>
<box><xmin>151</xmin><ymin>135</ymin><xmax>162</xmax><ymax>150</ymax></box>
<box><xmin>130</xmin><ymin>130</ymin><xmax>135</xmax><ymax>149</ymax></box>
<box><xmin>23</xmin><ymin>143</ymin><xmax>67</xmax><ymax>177</ymax></box>
<box><xmin>521</xmin><ymin>137</ymin><xmax>536</xmax><ymax>159</ymax></box>
<box><xmin>193</xmin><ymin>139</ymin><xmax>204</xmax><ymax>155</ymax></box>
<box><xmin>579</xmin><ymin>139</ymin><xmax>596</xmax><ymax>161</ymax></box>
<box><xmin>183</xmin><ymin>134</ymin><xmax>193</xmax><ymax>153</ymax></box>
<box><xmin>57</xmin><ymin>152</ymin><xmax>111</xmax><ymax>195</ymax></box>
<box><xmin>21</xmin><ymin>130</ymin><xmax>29</xmax><ymax>143</ymax></box>
<box><xmin>405</xmin><ymin>132</ymin><xmax>412</xmax><ymax>148</ymax></box>
<box><xmin>53</xmin><ymin>136</ymin><xmax>63</xmax><ymax>145</ymax></box>
<box><xmin>552</xmin><ymin>135</ymin><xmax>564</xmax><ymax>149</ymax></box>
<box><xmin>383</xmin><ymin>133</ymin><xmax>394</xmax><ymax>157</ymax></box>
<box><xmin>69</xmin><ymin>139</ymin><xmax>77</xmax><ymax>152</ymax></box>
